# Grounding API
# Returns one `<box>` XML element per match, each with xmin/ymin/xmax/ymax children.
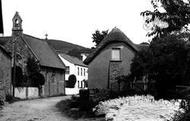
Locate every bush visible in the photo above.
<box><xmin>5</xmin><ymin>94</ymin><xmax>20</xmax><ymax>103</ymax></box>
<box><xmin>5</xmin><ymin>94</ymin><xmax>14</xmax><ymax>103</ymax></box>
<box><xmin>12</xmin><ymin>66</ymin><xmax>25</xmax><ymax>87</ymax></box>
<box><xmin>66</xmin><ymin>75</ymin><xmax>76</xmax><ymax>88</ymax></box>
<box><xmin>90</xmin><ymin>89</ymin><xmax>112</xmax><ymax>105</ymax></box>
<box><xmin>29</xmin><ymin>72</ymin><xmax>45</xmax><ymax>87</ymax></box>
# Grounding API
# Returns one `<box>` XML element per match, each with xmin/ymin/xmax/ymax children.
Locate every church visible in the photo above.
<box><xmin>0</xmin><ymin>12</ymin><xmax>66</xmax><ymax>98</ymax></box>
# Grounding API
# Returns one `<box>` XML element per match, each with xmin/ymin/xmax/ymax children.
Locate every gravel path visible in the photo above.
<box><xmin>0</xmin><ymin>96</ymin><xmax>102</xmax><ymax>121</ymax></box>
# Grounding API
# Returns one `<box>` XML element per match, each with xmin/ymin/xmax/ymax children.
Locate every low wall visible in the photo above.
<box><xmin>65</xmin><ymin>88</ymin><xmax>80</xmax><ymax>95</ymax></box>
<box><xmin>15</xmin><ymin>87</ymin><xmax>39</xmax><ymax>99</ymax></box>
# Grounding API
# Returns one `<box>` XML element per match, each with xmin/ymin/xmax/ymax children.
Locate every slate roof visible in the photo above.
<box><xmin>59</xmin><ymin>53</ymin><xmax>87</xmax><ymax>67</ymax></box>
<box><xmin>0</xmin><ymin>45</ymin><xmax>11</xmax><ymax>58</ymax></box>
<box><xmin>0</xmin><ymin>36</ymin><xmax>12</xmax><ymax>45</ymax></box>
<box><xmin>84</xmin><ymin>27</ymin><xmax>139</xmax><ymax>64</ymax></box>
<box><xmin>0</xmin><ymin>34</ymin><xmax>65</xmax><ymax>70</ymax></box>
<box><xmin>23</xmin><ymin>34</ymin><xmax>65</xmax><ymax>69</ymax></box>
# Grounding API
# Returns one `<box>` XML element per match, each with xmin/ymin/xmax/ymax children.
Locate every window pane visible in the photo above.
<box><xmin>112</xmin><ymin>49</ymin><xmax>120</xmax><ymax>60</ymax></box>
<box><xmin>65</xmin><ymin>66</ymin><xmax>70</xmax><ymax>74</ymax></box>
<box><xmin>77</xmin><ymin>67</ymin><xmax>79</xmax><ymax>75</ymax></box>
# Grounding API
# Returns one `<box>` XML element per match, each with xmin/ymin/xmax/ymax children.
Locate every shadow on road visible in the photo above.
<box><xmin>55</xmin><ymin>98</ymin><xmax>104</xmax><ymax>121</ymax></box>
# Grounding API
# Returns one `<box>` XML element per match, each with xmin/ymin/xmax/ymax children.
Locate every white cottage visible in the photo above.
<box><xmin>59</xmin><ymin>53</ymin><xmax>88</xmax><ymax>95</ymax></box>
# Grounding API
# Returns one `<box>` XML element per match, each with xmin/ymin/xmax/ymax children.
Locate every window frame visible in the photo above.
<box><xmin>65</xmin><ymin>66</ymin><xmax>70</xmax><ymax>74</ymax></box>
<box><xmin>77</xmin><ymin>67</ymin><xmax>79</xmax><ymax>75</ymax></box>
<box><xmin>111</xmin><ymin>48</ymin><xmax>121</xmax><ymax>61</ymax></box>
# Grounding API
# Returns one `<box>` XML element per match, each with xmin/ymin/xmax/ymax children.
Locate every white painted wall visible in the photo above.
<box><xmin>58</xmin><ymin>55</ymin><xmax>88</xmax><ymax>95</ymax></box>
<box><xmin>14</xmin><ymin>87</ymin><xmax>39</xmax><ymax>99</ymax></box>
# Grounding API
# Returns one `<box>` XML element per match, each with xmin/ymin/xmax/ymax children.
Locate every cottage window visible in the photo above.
<box><xmin>65</xmin><ymin>66</ymin><xmax>70</xmax><ymax>74</ymax></box>
<box><xmin>81</xmin><ymin>68</ymin><xmax>82</xmax><ymax>76</ymax></box>
<box><xmin>77</xmin><ymin>67</ymin><xmax>79</xmax><ymax>75</ymax></box>
<box><xmin>81</xmin><ymin>81</ymin><xmax>83</xmax><ymax>88</ymax></box>
<box><xmin>78</xmin><ymin>81</ymin><xmax>80</xmax><ymax>88</ymax></box>
<box><xmin>111</xmin><ymin>48</ymin><xmax>121</xmax><ymax>61</ymax></box>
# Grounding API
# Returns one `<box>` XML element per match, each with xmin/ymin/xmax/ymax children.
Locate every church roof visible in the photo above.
<box><xmin>84</xmin><ymin>27</ymin><xmax>139</xmax><ymax>64</ymax></box>
<box><xmin>0</xmin><ymin>36</ymin><xmax>12</xmax><ymax>45</ymax></box>
<box><xmin>0</xmin><ymin>45</ymin><xmax>11</xmax><ymax>58</ymax></box>
<box><xmin>59</xmin><ymin>53</ymin><xmax>87</xmax><ymax>67</ymax></box>
<box><xmin>22</xmin><ymin>34</ymin><xmax>65</xmax><ymax>69</ymax></box>
<box><xmin>0</xmin><ymin>34</ymin><xmax>65</xmax><ymax>70</ymax></box>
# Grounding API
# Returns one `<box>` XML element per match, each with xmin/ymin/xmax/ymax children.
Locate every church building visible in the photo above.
<box><xmin>0</xmin><ymin>12</ymin><xmax>66</xmax><ymax>98</ymax></box>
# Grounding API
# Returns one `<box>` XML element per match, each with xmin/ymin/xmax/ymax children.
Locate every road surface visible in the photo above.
<box><xmin>0</xmin><ymin>96</ymin><xmax>102</xmax><ymax>121</ymax></box>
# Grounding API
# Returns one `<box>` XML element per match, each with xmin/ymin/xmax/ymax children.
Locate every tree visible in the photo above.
<box><xmin>26</xmin><ymin>57</ymin><xmax>45</xmax><ymax>87</ymax></box>
<box><xmin>66</xmin><ymin>74</ymin><xmax>77</xmax><ymax>88</ymax></box>
<box><xmin>92</xmin><ymin>30</ymin><xmax>108</xmax><ymax>46</ymax></box>
<box><xmin>130</xmin><ymin>34</ymin><xmax>190</xmax><ymax>99</ymax></box>
<box><xmin>12</xmin><ymin>66</ymin><xmax>24</xmax><ymax>87</ymax></box>
<box><xmin>141</xmin><ymin>0</ymin><xmax>190</xmax><ymax>37</ymax></box>
<box><xmin>67</xmin><ymin>48</ymin><xmax>82</xmax><ymax>60</ymax></box>
<box><xmin>26</xmin><ymin>57</ymin><xmax>40</xmax><ymax>75</ymax></box>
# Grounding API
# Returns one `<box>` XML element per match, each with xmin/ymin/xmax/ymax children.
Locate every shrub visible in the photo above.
<box><xmin>5</xmin><ymin>94</ymin><xmax>20</xmax><ymax>103</ymax></box>
<box><xmin>12</xmin><ymin>66</ymin><xmax>25</xmax><ymax>87</ymax></box>
<box><xmin>66</xmin><ymin>74</ymin><xmax>76</xmax><ymax>88</ymax></box>
<box><xmin>91</xmin><ymin>89</ymin><xmax>111</xmax><ymax>104</ymax></box>
<box><xmin>5</xmin><ymin>94</ymin><xmax>14</xmax><ymax>103</ymax></box>
<box><xmin>29</xmin><ymin>72</ymin><xmax>45</xmax><ymax>87</ymax></box>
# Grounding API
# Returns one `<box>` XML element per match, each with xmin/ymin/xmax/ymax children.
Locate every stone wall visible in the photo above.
<box><xmin>0</xmin><ymin>49</ymin><xmax>12</xmax><ymax>101</ymax></box>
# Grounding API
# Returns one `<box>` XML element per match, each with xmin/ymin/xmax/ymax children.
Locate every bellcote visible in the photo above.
<box><xmin>12</xmin><ymin>12</ymin><xmax>23</xmax><ymax>36</ymax></box>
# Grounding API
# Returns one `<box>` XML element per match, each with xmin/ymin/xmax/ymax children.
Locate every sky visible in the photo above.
<box><xmin>2</xmin><ymin>0</ymin><xmax>153</xmax><ymax>48</ymax></box>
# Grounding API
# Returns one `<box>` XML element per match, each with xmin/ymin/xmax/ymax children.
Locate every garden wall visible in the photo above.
<box><xmin>14</xmin><ymin>87</ymin><xmax>39</xmax><ymax>99</ymax></box>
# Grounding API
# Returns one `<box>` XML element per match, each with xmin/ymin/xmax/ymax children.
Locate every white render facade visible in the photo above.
<box><xmin>58</xmin><ymin>54</ymin><xmax>88</xmax><ymax>95</ymax></box>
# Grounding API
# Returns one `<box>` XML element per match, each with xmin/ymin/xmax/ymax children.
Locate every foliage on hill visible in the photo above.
<box><xmin>47</xmin><ymin>39</ymin><xmax>92</xmax><ymax>59</ymax></box>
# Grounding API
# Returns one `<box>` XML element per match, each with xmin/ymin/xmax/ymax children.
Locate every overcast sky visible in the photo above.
<box><xmin>2</xmin><ymin>0</ymin><xmax>153</xmax><ymax>48</ymax></box>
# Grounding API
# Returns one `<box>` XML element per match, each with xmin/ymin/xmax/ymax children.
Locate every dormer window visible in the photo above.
<box><xmin>111</xmin><ymin>48</ymin><xmax>121</xmax><ymax>61</ymax></box>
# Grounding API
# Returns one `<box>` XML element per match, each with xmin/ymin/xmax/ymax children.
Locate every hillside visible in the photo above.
<box><xmin>47</xmin><ymin>39</ymin><xmax>92</xmax><ymax>59</ymax></box>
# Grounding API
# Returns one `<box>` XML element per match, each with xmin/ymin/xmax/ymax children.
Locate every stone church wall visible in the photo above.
<box><xmin>0</xmin><ymin>49</ymin><xmax>12</xmax><ymax>101</ymax></box>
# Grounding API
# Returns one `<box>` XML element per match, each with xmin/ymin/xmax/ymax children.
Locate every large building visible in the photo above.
<box><xmin>84</xmin><ymin>27</ymin><xmax>139</xmax><ymax>91</ymax></box>
<box><xmin>0</xmin><ymin>12</ymin><xmax>66</xmax><ymax>98</ymax></box>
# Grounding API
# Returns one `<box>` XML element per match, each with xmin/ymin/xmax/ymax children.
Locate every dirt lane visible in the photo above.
<box><xmin>0</xmin><ymin>96</ymin><xmax>77</xmax><ymax>121</ymax></box>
